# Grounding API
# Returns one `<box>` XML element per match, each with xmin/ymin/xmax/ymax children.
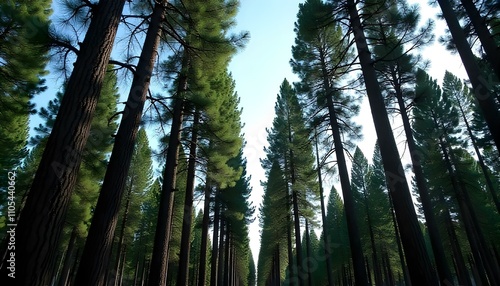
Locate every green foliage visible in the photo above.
<box><xmin>0</xmin><ymin>0</ymin><xmax>51</xmax><ymax>209</ymax></box>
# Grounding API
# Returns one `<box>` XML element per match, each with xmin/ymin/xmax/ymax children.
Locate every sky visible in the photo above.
<box><xmin>227</xmin><ymin>0</ymin><xmax>468</xmax><ymax>265</ymax></box>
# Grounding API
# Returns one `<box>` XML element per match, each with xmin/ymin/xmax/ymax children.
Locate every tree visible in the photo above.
<box><xmin>330</xmin><ymin>0</ymin><xmax>439</xmax><ymax>283</ymax></box>
<box><xmin>414</xmin><ymin>69</ymin><xmax>500</xmax><ymax>285</ymax></box>
<box><xmin>1</xmin><ymin>0</ymin><xmax>126</xmax><ymax>283</ymax></box>
<box><xmin>75</xmin><ymin>1</ymin><xmax>168</xmax><ymax>284</ymax></box>
<box><xmin>436</xmin><ymin>0</ymin><xmax>500</xmax><ymax>152</ymax></box>
<box><xmin>291</xmin><ymin>0</ymin><xmax>368</xmax><ymax>283</ymax></box>
<box><xmin>0</xmin><ymin>0</ymin><xmax>50</xmax><ymax>201</ymax></box>
<box><xmin>262</xmin><ymin>79</ymin><xmax>318</xmax><ymax>286</ymax></box>
<box><xmin>149</xmin><ymin>0</ymin><xmax>246</xmax><ymax>283</ymax></box>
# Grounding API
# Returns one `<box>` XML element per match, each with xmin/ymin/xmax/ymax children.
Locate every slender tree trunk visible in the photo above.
<box><xmin>76</xmin><ymin>2</ymin><xmax>167</xmax><ymax>284</ymax></box>
<box><xmin>217</xmin><ymin>219</ymin><xmax>225</xmax><ymax>286</ymax></box>
<box><xmin>388</xmin><ymin>192</ymin><xmax>411</xmax><ymax>286</ymax></box>
<box><xmin>454</xmin><ymin>94</ymin><xmax>500</xmax><ymax>214</ymax></box>
<box><xmin>439</xmin><ymin>192</ymin><xmax>472</xmax><ymax>286</ymax></box>
<box><xmin>198</xmin><ymin>183</ymin><xmax>211</xmax><ymax>286</ymax></box>
<box><xmin>392</xmin><ymin>68</ymin><xmax>454</xmax><ymax>285</ymax></box>
<box><xmin>284</xmin><ymin>156</ymin><xmax>296</xmax><ymax>286</ymax></box>
<box><xmin>0</xmin><ymin>1</ymin><xmax>126</xmax><ymax>284</ymax></box>
<box><xmin>319</xmin><ymin>48</ymin><xmax>368</xmax><ymax>286</ymax></box>
<box><xmin>313</xmin><ymin>128</ymin><xmax>334</xmax><ymax>286</ymax></box>
<box><xmin>345</xmin><ymin>1</ymin><xmax>438</xmax><ymax>284</ymax></box>
<box><xmin>365</xmin><ymin>256</ymin><xmax>372</xmax><ymax>286</ymax></box>
<box><xmin>58</xmin><ymin>228</ymin><xmax>78</xmax><ymax>286</ymax></box>
<box><xmin>460</xmin><ymin>0</ymin><xmax>500</xmax><ymax>79</ymax></box>
<box><xmin>149</xmin><ymin>51</ymin><xmax>189</xmax><ymax>286</ymax></box>
<box><xmin>305</xmin><ymin>219</ymin><xmax>312</xmax><ymax>286</ymax></box>
<box><xmin>437</xmin><ymin>0</ymin><xmax>500</xmax><ymax>152</ymax></box>
<box><xmin>113</xmin><ymin>183</ymin><xmax>133</xmax><ymax>286</ymax></box>
<box><xmin>363</xmin><ymin>190</ymin><xmax>382</xmax><ymax>286</ymax></box>
<box><xmin>211</xmin><ymin>195</ymin><xmax>221</xmax><ymax>286</ymax></box>
<box><xmin>291</xmin><ymin>189</ymin><xmax>304</xmax><ymax>286</ymax></box>
<box><xmin>223</xmin><ymin>229</ymin><xmax>230</xmax><ymax>286</ymax></box>
<box><xmin>437</xmin><ymin>135</ymin><xmax>496</xmax><ymax>285</ymax></box>
<box><xmin>176</xmin><ymin>110</ymin><xmax>200</xmax><ymax>286</ymax></box>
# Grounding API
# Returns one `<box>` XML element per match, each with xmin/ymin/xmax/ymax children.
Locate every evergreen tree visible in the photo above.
<box><xmin>435</xmin><ymin>0</ymin><xmax>500</xmax><ymax>151</ymax></box>
<box><xmin>3</xmin><ymin>1</ymin><xmax>126</xmax><ymax>283</ymax></box>
<box><xmin>0</xmin><ymin>0</ymin><xmax>50</xmax><ymax>186</ymax></box>
<box><xmin>329</xmin><ymin>0</ymin><xmax>438</xmax><ymax>283</ymax></box>
<box><xmin>291</xmin><ymin>1</ymin><xmax>367</xmax><ymax>283</ymax></box>
<box><xmin>261</xmin><ymin>79</ymin><xmax>318</xmax><ymax>285</ymax></box>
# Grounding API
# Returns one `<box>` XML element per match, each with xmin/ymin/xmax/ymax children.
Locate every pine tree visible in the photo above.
<box><xmin>436</xmin><ymin>0</ymin><xmax>500</xmax><ymax>151</ymax></box>
<box><xmin>2</xmin><ymin>1</ymin><xmax>126</xmax><ymax>283</ymax></box>
<box><xmin>261</xmin><ymin>79</ymin><xmax>318</xmax><ymax>286</ymax></box>
<box><xmin>291</xmin><ymin>1</ymin><xmax>368</xmax><ymax>283</ymax></box>
<box><xmin>329</xmin><ymin>0</ymin><xmax>439</xmax><ymax>283</ymax></box>
<box><xmin>0</xmin><ymin>0</ymin><xmax>50</xmax><ymax>185</ymax></box>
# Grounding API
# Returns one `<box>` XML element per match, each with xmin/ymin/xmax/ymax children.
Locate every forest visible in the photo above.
<box><xmin>0</xmin><ymin>0</ymin><xmax>498</xmax><ymax>285</ymax></box>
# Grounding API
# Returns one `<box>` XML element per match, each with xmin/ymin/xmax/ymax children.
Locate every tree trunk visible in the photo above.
<box><xmin>176</xmin><ymin>110</ymin><xmax>200</xmax><ymax>286</ymax></box>
<box><xmin>437</xmin><ymin>135</ymin><xmax>497</xmax><ymax>285</ymax></box>
<box><xmin>113</xmin><ymin>182</ymin><xmax>133</xmax><ymax>286</ymax></box>
<box><xmin>58</xmin><ymin>228</ymin><xmax>78</xmax><ymax>286</ymax></box>
<box><xmin>75</xmin><ymin>2</ymin><xmax>167</xmax><ymax>284</ymax></box>
<box><xmin>393</xmin><ymin>75</ymin><xmax>453</xmax><ymax>284</ymax></box>
<box><xmin>454</xmin><ymin>92</ymin><xmax>500</xmax><ymax>214</ymax></box>
<box><xmin>223</xmin><ymin>228</ymin><xmax>230</xmax><ymax>286</ymax></box>
<box><xmin>0</xmin><ymin>1</ymin><xmax>126</xmax><ymax>284</ymax></box>
<box><xmin>460</xmin><ymin>0</ymin><xmax>500</xmax><ymax>80</ymax></box>
<box><xmin>217</xmin><ymin>218</ymin><xmax>225</xmax><ymax>286</ymax></box>
<box><xmin>319</xmin><ymin>47</ymin><xmax>368</xmax><ymax>286</ymax></box>
<box><xmin>211</xmin><ymin>194</ymin><xmax>221</xmax><ymax>286</ymax></box>
<box><xmin>437</xmin><ymin>0</ymin><xmax>500</xmax><ymax>152</ymax></box>
<box><xmin>439</xmin><ymin>192</ymin><xmax>472</xmax><ymax>286</ymax></box>
<box><xmin>305</xmin><ymin>219</ymin><xmax>312</xmax><ymax>286</ymax></box>
<box><xmin>313</xmin><ymin>128</ymin><xmax>334</xmax><ymax>286</ymax></box>
<box><xmin>363</xmin><ymin>189</ymin><xmax>382</xmax><ymax>286</ymax></box>
<box><xmin>388</xmin><ymin>188</ymin><xmax>411</xmax><ymax>286</ymax></box>
<box><xmin>345</xmin><ymin>1</ymin><xmax>438</xmax><ymax>284</ymax></box>
<box><xmin>149</xmin><ymin>51</ymin><xmax>189</xmax><ymax>286</ymax></box>
<box><xmin>198</xmin><ymin>183</ymin><xmax>212</xmax><ymax>286</ymax></box>
<box><xmin>284</xmin><ymin>156</ymin><xmax>296</xmax><ymax>286</ymax></box>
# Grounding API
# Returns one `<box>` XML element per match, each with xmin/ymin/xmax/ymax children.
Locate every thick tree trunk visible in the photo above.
<box><xmin>346</xmin><ymin>1</ymin><xmax>438</xmax><ymax>284</ymax></box>
<box><xmin>313</xmin><ymin>129</ymin><xmax>334</xmax><ymax>286</ymax></box>
<box><xmin>76</xmin><ymin>2</ymin><xmax>167</xmax><ymax>285</ymax></box>
<box><xmin>176</xmin><ymin>110</ymin><xmax>200</xmax><ymax>286</ymax></box>
<box><xmin>149</xmin><ymin>52</ymin><xmax>189</xmax><ymax>286</ymax></box>
<box><xmin>460</xmin><ymin>0</ymin><xmax>500</xmax><ymax>79</ymax></box>
<box><xmin>58</xmin><ymin>227</ymin><xmax>78</xmax><ymax>286</ymax></box>
<box><xmin>198</xmin><ymin>183</ymin><xmax>211</xmax><ymax>286</ymax></box>
<box><xmin>394</xmin><ymin>79</ymin><xmax>453</xmax><ymax>284</ymax></box>
<box><xmin>437</xmin><ymin>0</ymin><xmax>500</xmax><ymax>152</ymax></box>
<box><xmin>319</xmin><ymin>46</ymin><xmax>368</xmax><ymax>285</ymax></box>
<box><xmin>0</xmin><ymin>1</ymin><xmax>126</xmax><ymax>284</ymax></box>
